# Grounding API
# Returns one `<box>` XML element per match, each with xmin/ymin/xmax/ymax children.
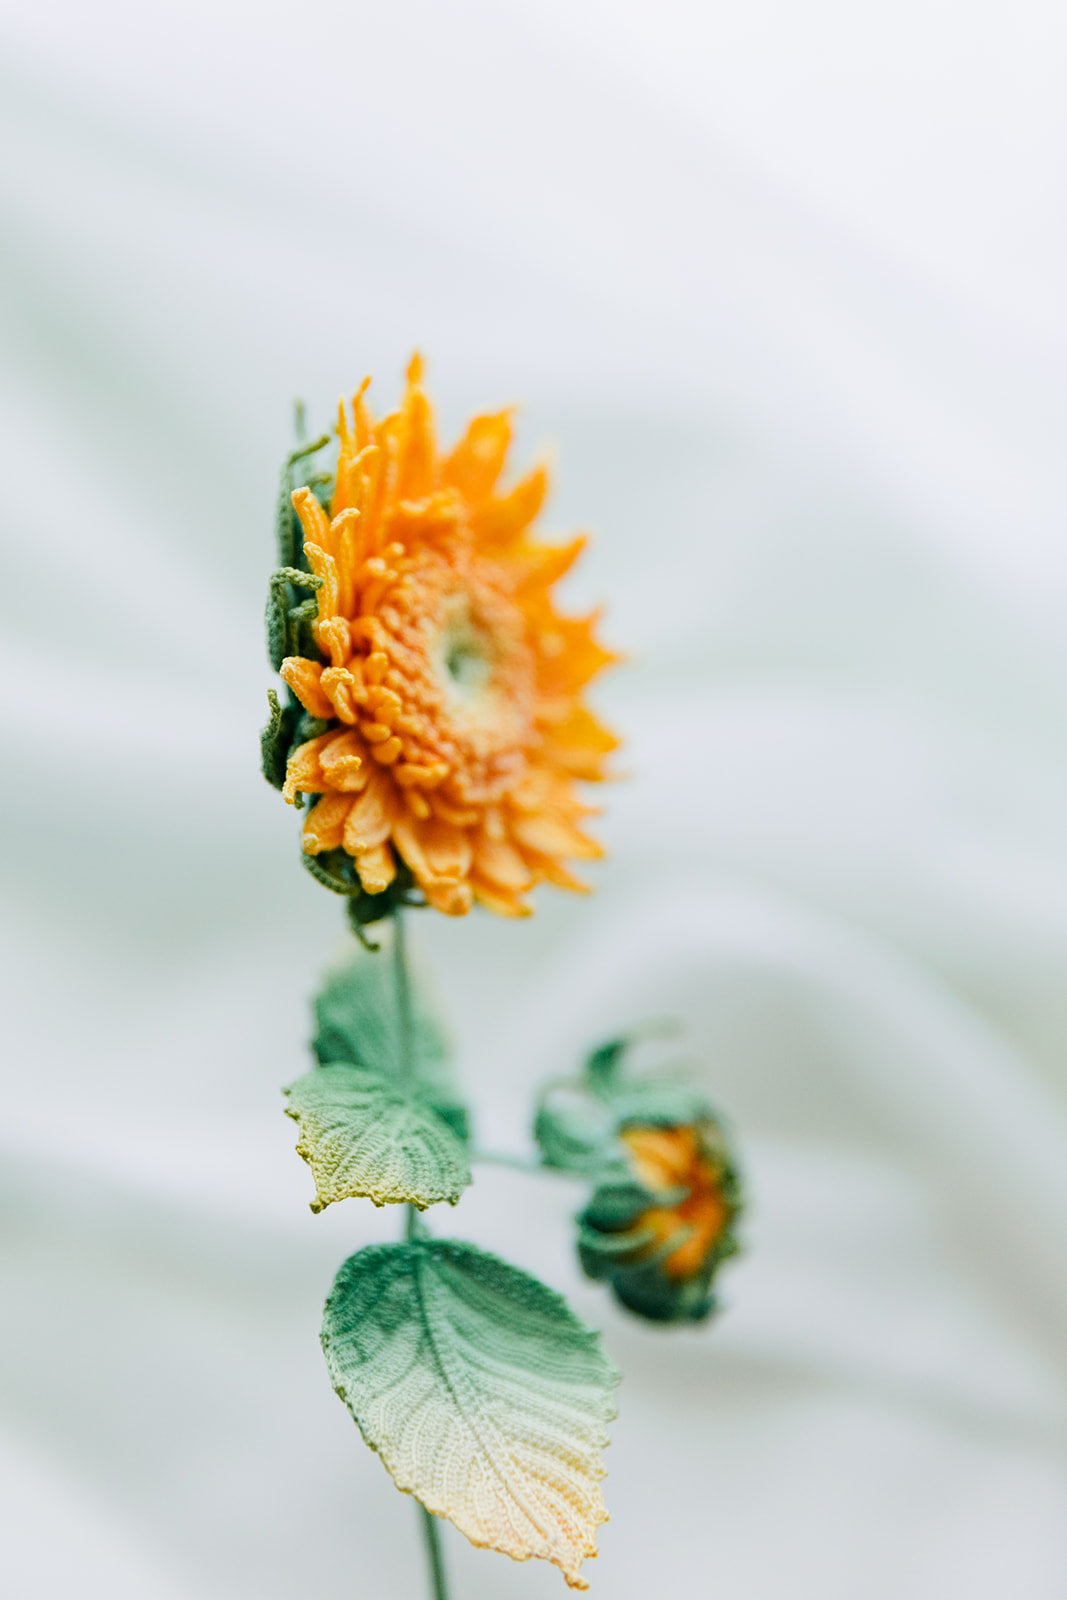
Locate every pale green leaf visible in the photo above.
<box><xmin>312</xmin><ymin>929</ymin><xmax>469</xmax><ymax>1141</ymax></box>
<box><xmin>321</xmin><ymin>1239</ymin><xmax>619</xmax><ymax>1589</ymax></box>
<box><xmin>284</xmin><ymin>1063</ymin><xmax>471</xmax><ymax>1211</ymax></box>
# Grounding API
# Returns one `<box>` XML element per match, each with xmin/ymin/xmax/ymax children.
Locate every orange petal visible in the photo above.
<box><xmin>512</xmin><ymin>535</ymin><xmax>587</xmax><ymax>594</ymax></box>
<box><xmin>396</xmin><ymin>359</ymin><xmax>436</xmax><ymax>500</ymax></box>
<box><xmin>371</xmin><ymin>415</ymin><xmax>401</xmax><ymax>549</ymax></box>
<box><xmin>370</xmin><ymin>735</ymin><xmax>404</xmax><ymax>764</ymax></box>
<box><xmin>342</xmin><ymin>771</ymin><xmax>396</xmax><ymax>852</ymax></box>
<box><xmin>318</xmin><ymin>729</ymin><xmax>368</xmax><ymax>792</ymax></box>
<box><xmin>421</xmin><ymin>818</ymin><xmax>473</xmax><ymax>880</ymax></box>
<box><xmin>355</xmin><ymin>843</ymin><xmax>396</xmax><ymax>894</ymax></box>
<box><xmin>542</xmin><ymin>704</ymin><xmax>619</xmax><ymax>754</ymax></box>
<box><xmin>319</xmin><ymin>667</ymin><xmax>362</xmax><ymax>725</ymax></box>
<box><xmin>538</xmin><ymin>705</ymin><xmax>619</xmax><ymax>780</ymax></box>
<box><xmin>279</xmin><ymin>657</ymin><xmax>335</xmax><ymax>721</ymax></box>
<box><xmin>291</xmin><ymin>485</ymin><xmax>332</xmax><ymax>551</ymax></box>
<box><xmin>353</xmin><ymin>378</ymin><xmax>375</xmax><ymax>452</ymax></box>
<box><xmin>391</xmin><ymin>813</ymin><xmax>440</xmax><ymax>886</ymax></box>
<box><xmin>520</xmin><ymin>850</ymin><xmax>591</xmax><ymax>894</ymax></box>
<box><xmin>470</xmin><ymin>877</ymin><xmax>531</xmax><ymax>918</ymax></box>
<box><xmin>330</xmin><ymin>507</ymin><xmax>363</xmax><ymax>617</ymax></box>
<box><xmin>282</xmin><ymin>733</ymin><xmax>333</xmax><ymax>804</ymax></box>
<box><xmin>536</xmin><ymin>612</ymin><xmax>619</xmax><ymax>694</ymax></box>
<box><xmin>395</xmin><ymin>761</ymin><xmax>450</xmax><ymax>789</ymax></box>
<box><xmin>469</xmin><ymin>463</ymin><xmax>547</xmax><ymax>549</ymax></box>
<box><xmin>473</xmin><ymin>834</ymin><xmax>533</xmax><ymax>893</ymax></box>
<box><xmin>441</xmin><ymin>410</ymin><xmax>512</xmax><ymax>502</ymax></box>
<box><xmin>314</xmin><ymin>615</ymin><xmax>351</xmax><ymax>669</ymax></box>
<box><xmin>303</xmin><ymin>542</ymin><xmax>340</xmax><ymax>621</ymax></box>
<box><xmin>508</xmin><ymin>811</ymin><xmax>603</xmax><ymax>860</ymax></box>
<box><xmin>625</xmin><ymin>1127</ymin><xmax>699</xmax><ymax>1187</ymax></box>
<box><xmin>428</xmin><ymin>794</ymin><xmax>480</xmax><ymax>827</ymax></box>
<box><xmin>331</xmin><ymin>401</ymin><xmax>359</xmax><ymax>519</ymax></box>
<box><xmin>350</xmin><ymin>442</ymin><xmax>380</xmax><ymax>541</ymax></box>
<box><xmin>386</xmin><ymin>488</ymin><xmax>463</xmax><ymax>548</ymax></box>
<box><xmin>423</xmin><ymin>879</ymin><xmax>474</xmax><ymax>916</ymax></box>
<box><xmin>301</xmin><ymin>792</ymin><xmax>353</xmax><ymax>854</ymax></box>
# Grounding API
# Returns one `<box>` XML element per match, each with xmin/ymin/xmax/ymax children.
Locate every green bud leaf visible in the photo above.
<box><xmin>534</xmin><ymin>1028</ymin><xmax>717</xmax><ymax>1176</ymax></box>
<box><xmin>583</xmin><ymin>1035</ymin><xmax>629</xmax><ymax>1090</ymax></box>
<box><xmin>608</xmin><ymin>1078</ymin><xmax>712</xmax><ymax>1128</ymax></box>
<box><xmin>533</xmin><ymin>1085</ymin><xmax>616</xmax><ymax>1174</ymax></box>
<box><xmin>321</xmin><ymin>1238</ymin><xmax>619</xmax><ymax>1589</ymax></box>
<box><xmin>284</xmin><ymin>1063</ymin><xmax>470</xmax><ymax>1210</ymax></box>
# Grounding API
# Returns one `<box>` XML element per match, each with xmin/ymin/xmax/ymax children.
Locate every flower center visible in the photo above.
<box><xmin>440</xmin><ymin>622</ymin><xmax>494</xmax><ymax>702</ymax></box>
<box><xmin>429</xmin><ymin>595</ymin><xmax>509</xmax><ymax>725</ymax></box>
<box><xmin>393</xmin><ymin>560</ymin><xmax>539</xmax><ymax>802</ymax></box>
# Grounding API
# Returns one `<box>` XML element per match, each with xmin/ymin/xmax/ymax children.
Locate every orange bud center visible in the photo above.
<box><xmin>621</xmin><ymin>1125</ymin><xmax>729</xmax><ymax>1282</ymax></box>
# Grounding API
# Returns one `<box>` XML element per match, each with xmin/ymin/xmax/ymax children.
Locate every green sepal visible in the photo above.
<box><xmin>609</xmin><ymin>1078</ymin><xmax>711</xmax><ymax>1129</ymax></box>
<box><xmin>296</xmin><ymin>713</ymin><xmax>331</xmax><ymax>743</ymax></box>
<box><xmin>283</xmin><ymin>1062</ymin><xmax>470</xmax><ymax>1210</ymax></box>
<box><xmin>582</xmin><ymin>1251</ymin><xmax>727</xmax><ymax>1325</ymax></box>
<box><xmin>275</xmin><ymin>431</ymin><xmax>332</xmax><ymax>571</ymax></box>
<box><xmin>320</xmin><ymin>1238</ymin><xmax>618</xmax><ymax>1587</ymax></box>
<box><xmin>583</xmin><ymin>1035</ymin><xmax>630</xmax><ymax>1090</ymax></box>
<box><xmin>311</xmin><ymin>929</ymin><xmax>469</xmax><ymax>1142</ymax></box>
<box><xmin>299</xmin><ymin>847</ymin><xmax>423</xmax><ymax>933</ymax></box>
<box><xmin>532</xmin><ymin>1085</ymin><xmax>616</xmax><ymax>1175</ymax></box>
<box><xmin>268</xmin><ymin>428</ymin><xmax>331</xmax><ymax>702</ymax></box>
<box><xmin>533</xmin><ymin>1030</ymin><xmax>712</xmax><ymax>1177</ymax></box>
<box><xmin>287</xmin><ymin>595</ymin><xmax>323</xmax><ymax>663</ymax></box>
<box><xmin>580</xmin><ymin>1175</ymin><xmax>687</xmax><ymax>1231</ymax></box>
<box><xmin>265</xmin><ymin>566</ymin><xmax>325</xmax><ymax>672</ymax></box>
<box><xmin>301</xmin><ymin>847</ymin><xmax>363</xmax><ymax>896</ymax></box>
<box><xmin>260</xmin><ymin>689</ymin><xmax>297</xmax><ymax>791</ymax></box>
<box><xmin>574</xmin><ymin>1219</ymin><xmax>657</xmax><ymax>1260</ymax></box>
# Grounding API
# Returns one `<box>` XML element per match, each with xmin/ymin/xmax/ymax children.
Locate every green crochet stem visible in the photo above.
<box><xmin>418</xmin><ymin>1502</ymin><xmax>450</xmax><ymax>1600</ymax></box>
<box><xmin>393</xmin><ymin>904</ymin><xmax>452</xmax><ymax>1600</ymax></box>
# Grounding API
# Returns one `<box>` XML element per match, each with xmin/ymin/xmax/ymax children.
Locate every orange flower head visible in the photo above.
<box><xmin>277</xmin><ymin>357</ymin><xmax>618</xmax><ymax>917</ymax></box>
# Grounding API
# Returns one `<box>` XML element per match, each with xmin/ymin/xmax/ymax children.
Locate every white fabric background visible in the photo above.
<box><xmin>2</xmin><ymin>2</ymin><xmax>1067</xmax><ymax>1595</ymax></box>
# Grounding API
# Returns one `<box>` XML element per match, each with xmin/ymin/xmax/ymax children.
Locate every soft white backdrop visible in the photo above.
<box><xmin>2</xmin><ymin>2</ymin><xmax>1067</xmax><ymax>1596</ymax></box>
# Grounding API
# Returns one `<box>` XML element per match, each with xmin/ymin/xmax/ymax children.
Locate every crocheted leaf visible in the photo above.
<box><xmin>533</xmin><ymin>1083</ymin><xmax>617</xmax><ymax>1174</ymax></box>
<box><xmin>321</xmin><ymin>1239</ymin><xmax>619</xmax><ymax>1589</ymax></box>
<box><xmin>284</xmin><ymin>1063</ymin><xmax>471</xmax><ymax>1210</ymax></box>
<box><xmin>312</xmin><ymin>931</ymin><xmax>468</xmax><ymax>1141</ymax></box>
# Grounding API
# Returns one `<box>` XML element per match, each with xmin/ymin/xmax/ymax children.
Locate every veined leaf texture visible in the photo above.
<box><xmin>322</xmin><ymin>1239</ymin><xmax>619</xmax><ymax>1587</ymax></box>
<box><xmin>284</xmin><ymin>1063</ymin><xmax>471</xmax><ymax>1209</ymax></box>
<box><xmin>311</xmin><ymin>932</ymin><xmax>470</xmax><ymax>1141</ymax></box>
